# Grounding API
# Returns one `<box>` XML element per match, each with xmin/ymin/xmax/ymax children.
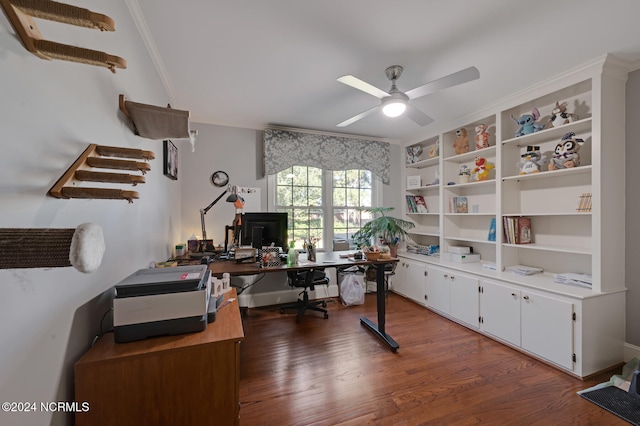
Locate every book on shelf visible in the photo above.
<box><xmin>448</xmin><ymin>196</ymin><xmax>468</xmax><ymax>213</ymax></box>
<box><xmin>487</xmin><ymin>217</ymin><xmax>496</xmax><ymax>241</ymax></box>
<box><xmin>405</xmin><ymin>195</ymin><xmax>418</xmax><ymax>213</ymax></box>
<box><xmin>576</xmin><ymin>192</ymin><xmax>592</xmax><ymax>212</ymax></box>
<box><xmin>414</xmin><ymin>195</ymin><xmax>429</xmax><ymax>213</ymax></box>
<box><xmin>505</xmin><ymin>264</ymin><xmax>543</xmax><ymax>275</ymax></box>
<box><xmin>502</xmin><ymin>216</ymin><xmax>532</xmax><ymax>244</ymax></box>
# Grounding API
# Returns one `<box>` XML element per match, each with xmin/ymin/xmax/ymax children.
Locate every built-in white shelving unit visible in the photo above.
<box><xmin>394</xmin><ymin>55</ymin><xmax>628</xmax><ymax>378</ymax></box>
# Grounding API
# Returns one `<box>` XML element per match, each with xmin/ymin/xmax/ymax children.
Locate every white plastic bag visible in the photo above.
<box><xmin>340</xmin><ymin>273</ymin><xmax>365</xmax><ymax>306</ymax></box>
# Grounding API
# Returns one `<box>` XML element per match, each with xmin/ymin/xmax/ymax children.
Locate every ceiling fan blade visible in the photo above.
<box><xmin>337</xmin><ymin>75</ymin><xmax>389</xmax><ymax>99</ymax></box>
<box><xmin>405</xmin><ymin>104</ymin><xmax>435</xmax><ymax>127</ymax></box>
<box><xmin>405</xmin><ymin>66</ymin><xmax>480</xmax><ymax>100</ymax></box>
<box><xmin>336</xmin><ymin>105</ymin><xmax>380</xmax><ymax>127</ymax></box>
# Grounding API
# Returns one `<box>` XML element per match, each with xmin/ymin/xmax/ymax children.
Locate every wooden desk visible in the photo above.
<box><xmin>209</xmin><ymin>251</ymin><xmax>400</xmax><ymax>352</ymax></box>
<box><xmin>74</xmin><ymin>290</ymin><xmax>244</xmax><ymax>426</ymax></box>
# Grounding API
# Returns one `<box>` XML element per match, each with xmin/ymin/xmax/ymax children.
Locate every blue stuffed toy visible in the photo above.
<box><xmin>511</xmin><ymin>107</ymin><xmax>544</xmax><ymax>137</ymax></box>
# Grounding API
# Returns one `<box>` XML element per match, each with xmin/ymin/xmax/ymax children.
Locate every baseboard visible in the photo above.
<box><xmin>624</xmin><ymin>342</ymin><xmax>640</xmax><ymax>361</ymax></box>
<box><xmin>237</xmin><ymin>284</ymin><xmax>339</xmax><ymax>308</ymax></box>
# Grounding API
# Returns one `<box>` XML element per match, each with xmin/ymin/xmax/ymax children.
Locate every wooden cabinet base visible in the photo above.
<box><xmin>74</xmin><ymin>290</ymin><xmax>243</xmax><ymax>426</ymax></box>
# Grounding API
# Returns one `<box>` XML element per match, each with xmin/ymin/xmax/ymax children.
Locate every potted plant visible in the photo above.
<box><xmin>458</xmin><ymin>164</ymin><xmax>471</xmax><ymax>183</ymax></box>
<box><xmin>351</xmin><ymin>207</ymin><xmax>415</xmax><ymax>258</ymax></box>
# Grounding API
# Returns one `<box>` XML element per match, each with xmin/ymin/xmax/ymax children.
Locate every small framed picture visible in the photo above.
<box><xmin>407</xmin><ymin>175</ymin><xmax>421</xmax><ymax>189</ymax></box>
<box><xmin>163</xmin><ymin>140</ymin><xmax>178</xmax><ymax>180</ymax></box>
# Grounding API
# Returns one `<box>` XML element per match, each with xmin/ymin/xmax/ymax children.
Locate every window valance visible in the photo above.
<box><xmin>263</xmin><ymin>128</ymin><xmax>391</xmax><ymax>184</ymax></box>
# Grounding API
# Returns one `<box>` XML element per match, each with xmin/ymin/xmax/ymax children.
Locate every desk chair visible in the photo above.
<box><xmin>279</xmin><ymin>270</ymin><xmax>329</xmax><ymax>322</ymax></box>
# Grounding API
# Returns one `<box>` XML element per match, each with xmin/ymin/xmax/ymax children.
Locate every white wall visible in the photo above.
<box><xmin>0</xmin><ymin>2</ymin><xmax>181</xmax><ymax>425</ymax></box>
<box><xmin>626</xmin><ymin>69</ymin><xmax>640</xmax><ymax>348</ymax></box>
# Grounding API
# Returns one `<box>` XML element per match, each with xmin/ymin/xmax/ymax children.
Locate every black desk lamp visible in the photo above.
<box><xmin>199</xmin><ymin>171</ymin><xmax>237</xmax><ymax>254</ymax></box>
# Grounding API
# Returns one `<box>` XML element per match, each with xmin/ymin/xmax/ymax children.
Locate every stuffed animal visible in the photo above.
<box><xmin>549</xmin><ymin>132</ymin><xmax>583</xmax><ymax>170</ymax></box>
<box><xmin>517</xmin><ymin>145</ymin><xmax>546</xmax><ymax>174</ymax></box>
<box><xmin>474</xmin><ymin>124</ymin><xmax>490</xmax><ymax>150</ymax></box>
<box><xmin>453</xmin><ymin>128</ymin><xmax>469</xmax><ymax>155</ymax></box>
<box><xmin>473</xmin><ymin>157</ymin><xmax>494</xmax><ymax>181</ymax></box>
<box><xmin>428</xmin><ymin>139</ymin><xmax>439</xmax><ymax>158</ymax></box>
<box><xmin>549</xmin><ymin>101</ymin><xmax>577</xmax><ymax>128</ymax></box>
<box><xmin>511</xmin><ymin>107</ymin><xmax>544</xmax><ymax>137</ymax></box>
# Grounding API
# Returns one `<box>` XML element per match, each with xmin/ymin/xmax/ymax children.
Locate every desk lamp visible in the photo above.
<box><xmin>199</xmin><ymin>171</ymin><xmax>237</xmax><ymax>254</ymax></box>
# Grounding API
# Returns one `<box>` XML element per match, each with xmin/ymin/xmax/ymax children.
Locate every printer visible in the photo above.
<box><xmin>113</xmin><ymin>265</ymin><xmax>211</xmax><ymax>343</ymax></box>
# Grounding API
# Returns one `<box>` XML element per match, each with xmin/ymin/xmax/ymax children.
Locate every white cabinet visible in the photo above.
<box><xmin>480</xmin><ymin>279</ymin><xmax>574</xmax><ymax>370</ymax></box>
<box><xmin>479</xmin><ymin>280</ymin><xmax>520</xmax><ymax>346</ymax></box>
<box><xmin>427</xmin><ymin>265</ymin><xmax>479</xmax><ymax>328</ymax></box>
<box><xmin>521</xmin><ymin>289</ymin><xmax>574</xmax><ymax>370</ymax></box>
<box><xmin>389</xmin><ymin>258</ymin><xmax>426</xmax><ymax>305</ymax></box>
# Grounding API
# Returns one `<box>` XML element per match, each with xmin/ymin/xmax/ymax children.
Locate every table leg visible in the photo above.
<box><xmin>360</xmin><ymin>262</ymin><xmax>399</xmax><ymax>352</ymax></box>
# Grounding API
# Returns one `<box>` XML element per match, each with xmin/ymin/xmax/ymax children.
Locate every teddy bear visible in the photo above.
<box><xmin>473</xmin><ymin>156</ymin><xmax>494</xmax><ymax>181</ymax></box>
<box><xmin>549</xmin><ymin>132</ymin><xmax>583</xmax><ymax>170</ymax></box>
<box><xmin>511</xmin><ymin>107</ymin><xmax>544</xmax><ymax>137</ymax></box>
<box><xmin>549</xmin><ymin>101</ymin><xmax>578</xmax><ymax>128</ymax></box>
<box><xmin>474</xmin><ymin>124</ymin><xmax>490</xmax><ymax>150</ymax></box>
<box><xmin>428</xmin><ymin>138</ymin><xmax>439</xmax><ymax>158</ymax></box>
<box><xmin>453</xmin><ymin>128</ymin><xmax>469</xmax><ymax>155</ymax></box>
<box><xmin>517</xmin><ymin>145</ymin><xmax>547</xmax><ymax>174</ymax></box>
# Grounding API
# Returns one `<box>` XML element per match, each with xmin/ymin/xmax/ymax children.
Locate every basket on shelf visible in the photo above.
<box><xmin>364</xmin><ymin>252</ymin><xmax>390</xmax><ymax>261</ymax></box>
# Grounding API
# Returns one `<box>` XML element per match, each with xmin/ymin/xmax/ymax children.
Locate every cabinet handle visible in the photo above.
<box><xmin>523</xmin><ymin>295</ymin><xmax>530</xmax><ymax>300</ymax></box>
<box><xmin>444</xmin><ymin>274</ymin><xmax>448</xmax><ymax>278</ymax></box>
<box><xmin>450</xmin><ymin>276</ymin><xmax>455</xmax><ymax>281</ymax></box>
<box><xmin>511</xmin><ymin>293</ymin><xmax>516</xmax><ymax>297</ymax></box>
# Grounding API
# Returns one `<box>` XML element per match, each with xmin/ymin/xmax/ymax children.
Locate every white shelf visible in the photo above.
<box><xmin>408</xmin><ymin>230</ymin><xmax>440</xmax><ymax>237</ymax></box>
<box><xmin>444</xmin><ymin>213</ymin><xmax>495</xmax><ymax>216</ymax></box>
<box><xmin>407</xmin><ymin>184</ymin><xmax>439</xmax><ymax>192</ymax></box>
<box><xmin>502</xmin><ymin>212</ymin><xmax>592</xmax><ymax>217</ymax></box>
<box><xmin>502</xmin><ymin>243</ymin><xmax>591</xmax><ymax>255</ymax></box>
<box><xmin>502</xmin><ymin>165</ymin><xmax>591</xmax><ymax>182</ymax></box>
<box><xmin>406</xmin><ymin>156</ymin><xmax>439</xmax><ymax>169</ymax></box>
<box><xmin>407</xmin><ymin>212</ymin><xmax>439</xmax><ymax>216</ymax></box>
<box><xmin>502</xmin><ymin>117</ymin><xmax>592</xmax><ymax>147</ymax></box>
<box><xmin>444</xmin><ymin>145</ymin><xmax>497</xmax><ymax>163</ymax></box>
<box><xmin>445</xmin><ymin>236</ymin><xmax>496</xmax><ymax>245</ymax></box>
<box><xmin>445</xmin><ymin>179</ymin><xmax>495</xmax><ymax>189</ymax></box>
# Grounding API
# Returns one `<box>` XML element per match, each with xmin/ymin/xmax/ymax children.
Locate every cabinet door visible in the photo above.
<box><xmin>521</xmin><ymin>290</ymin><xmax>574</xmax><ymax>370</ymax></box>
<box><xmin>448</xmin><ymin>270</ymin><xmax>479</xmax><ymax>328</ymax></box>
<box><xmin>426</xmin><ymin>265</ymin><xmax>450</xmax><ymax>314</ymax></box>
<box><xmin>480</xmin><ymin>280</ymin><xmax>520</xmax><ymax>346</ymax></box>
<box><xmin>391</xmin><ymin>258</ymin><xmax>426</xmax><ymax>305</ymax></box>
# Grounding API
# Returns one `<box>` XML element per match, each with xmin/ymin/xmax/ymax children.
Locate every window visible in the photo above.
<box><xmin>332</xmin><ymin>169</ymin><xmax>374</xmax><ymax>244</ymax></box>
<box><xmin>273</xmin><ymin>166</ymin><xmax>378</xmax><ymax>250</ymax></box>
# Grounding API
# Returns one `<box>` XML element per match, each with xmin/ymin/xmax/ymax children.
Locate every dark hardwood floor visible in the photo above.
<box><xmin>239</xmin><ymin>292</ymin><xmax>626</xmax><ymax>425</ymax></box>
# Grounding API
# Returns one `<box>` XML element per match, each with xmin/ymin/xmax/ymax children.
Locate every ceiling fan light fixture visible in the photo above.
<box><xmin>382</xmin><ymin>100</ymin><xmax>406</xmax><ymax>117</ymax></box>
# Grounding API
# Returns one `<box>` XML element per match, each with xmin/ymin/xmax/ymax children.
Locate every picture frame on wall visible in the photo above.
<box><xmin>163</xmin><ymin>140</ymin><xmax>178</xmax><ymax>180</ymax></box>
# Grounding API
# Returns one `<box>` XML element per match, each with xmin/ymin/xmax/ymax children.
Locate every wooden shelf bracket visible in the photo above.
<box><xmin>48</xmin><ymin>144</ymin><xmax>155</xmax><ymax>203</ymax></box>
<box><xmin>0</xmin><ymin>0</ymin><xmax>126</xmax><ymax>73</ymax></box>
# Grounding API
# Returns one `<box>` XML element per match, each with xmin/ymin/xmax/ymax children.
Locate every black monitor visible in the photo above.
<box><xmin>240</xmin><ymin>212</ymin><xmax>288</xmax><ymax>251</ymax></box>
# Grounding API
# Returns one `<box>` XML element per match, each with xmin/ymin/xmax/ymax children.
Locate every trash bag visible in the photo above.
<box><xmin>340</xmin><ymin>273</ymin><xmax>364</xmax><ymax>306</ymax></box>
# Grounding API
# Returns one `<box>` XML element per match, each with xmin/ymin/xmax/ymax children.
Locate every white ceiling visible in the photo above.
<box><xmin>131</xmin><ymin>0</ymin><xmax>640</xmax><ymax>143</ymax></box>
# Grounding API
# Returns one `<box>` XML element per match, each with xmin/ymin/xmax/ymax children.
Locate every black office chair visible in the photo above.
<box><xmin>279</xmin><ymin>269</ymin><xmax>330</xmax><ymax>322</ymax></box>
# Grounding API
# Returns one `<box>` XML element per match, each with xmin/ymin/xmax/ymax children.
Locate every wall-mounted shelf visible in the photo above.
<box><xmin>48</xmin><ymin>144</ymin><xmax>154</xmax><ymax>203</ymax></box>
<box><xmin>119</xmin><ymin>94</ymin><xmax>191</xmax><ymax>140</ymax></box>
<box><xmin>0</xmin><ymin>0</ymin><xmax>126</xmax><ymax>73</ymax></box>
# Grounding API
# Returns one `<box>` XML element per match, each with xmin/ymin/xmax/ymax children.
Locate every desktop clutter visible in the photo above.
<box><xmin>112</xmin><ymin>264</ymin><xmax>233</xmax><ymax>343</ymax></box>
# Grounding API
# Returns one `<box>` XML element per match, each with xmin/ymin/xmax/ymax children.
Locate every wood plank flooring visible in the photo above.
<box><xmin>239</xmin><ymin>292</ymin><xmax>627</xmax><ymax>425</ymax></box>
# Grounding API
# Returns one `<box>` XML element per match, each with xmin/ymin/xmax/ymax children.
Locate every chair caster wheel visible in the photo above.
<box><xmin>324</xmin><ymin>313</ymin><xmax>329</xmax><ymax>319</ymax></box>
<box><xmin>321</xmin><ymin>301</ymin><xmax>327</xmax><ymax>307</ymax></box>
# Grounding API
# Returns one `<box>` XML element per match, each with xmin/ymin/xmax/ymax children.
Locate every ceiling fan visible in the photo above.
<box><xmin>336</xmin><ymin>65</ymin><xmax>480</xmax><ymax>127</ymax></box>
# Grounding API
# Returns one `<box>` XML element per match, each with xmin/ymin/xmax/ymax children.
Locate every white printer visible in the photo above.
<box><xmin>113</xmin><ymin>265</ymin><xmax>211</xmax><ymax>343</ymax></box>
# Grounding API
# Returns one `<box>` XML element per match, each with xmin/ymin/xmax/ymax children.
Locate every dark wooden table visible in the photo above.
<box><xmin>209</xmin><ymin>251</ymin><xmax>400</xmax><ymax>352</ymax></box>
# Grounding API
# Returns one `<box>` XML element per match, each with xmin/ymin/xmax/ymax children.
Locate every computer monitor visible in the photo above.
<box><xmin>240</xmin><ymin>212</ymin><xmax>288</xmax><ymax>251</ymax></box>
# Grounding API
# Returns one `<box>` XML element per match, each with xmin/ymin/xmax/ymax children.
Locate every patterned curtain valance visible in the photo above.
<box><xmin>263</xmin><ymin>128</ymin><xmax>391</xmax><ymax>184</ymax></box>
